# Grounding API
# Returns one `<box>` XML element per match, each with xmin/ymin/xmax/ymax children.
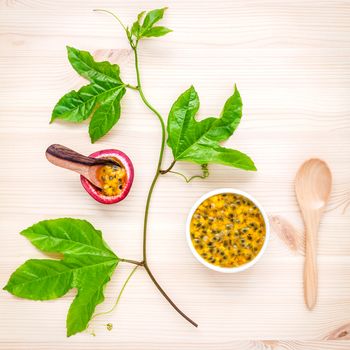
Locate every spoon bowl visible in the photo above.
<box><xmin>295</xmin><ymin>159</ymin><xmax>332</xmax><ymax>211</ymax></box>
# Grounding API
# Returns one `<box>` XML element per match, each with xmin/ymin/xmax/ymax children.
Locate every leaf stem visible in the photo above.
<box><xmin>126</xmin><ymin>84</ymin><xmax>139</xmax><ymax>90</ymax></box>
<box><xmin>159</xmin><ymin>160</ymin><xmax>176</xmax><ymax>174</ymax></box>
<box><xmin>132</xmin><ymin>44</ymin><xmax>197</xmax><ymax>328</ymax></box>
<box><xmin>120</xmin><ymin>258</ymin><xmax>144</xmax><ymax>266</ymax></box>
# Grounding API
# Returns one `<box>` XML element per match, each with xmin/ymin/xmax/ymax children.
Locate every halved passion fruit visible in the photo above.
<box><xmin>80</xmin><ymin>149</ymin><xmax>134</xmax><ymax>204</ymax></box>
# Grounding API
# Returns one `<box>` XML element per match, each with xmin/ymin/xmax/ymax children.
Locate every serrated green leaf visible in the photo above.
<box><xmin>20</xmin><ymin>218</ymin><xmax>116</xmax><ymax>258</ymax></box>
<box><xmin>142</xmin><ymin>26</ymin><xmax>172</xmax><ymax>38</ymax></box>
<box><xmin>131</xmin><ymin>8</ymin><xmax>170</xmax><ymax>40</ymax></box>
<box><xmin>66</xmin><ymin>259</ymin><xmax>116</xmax><ymax>336</ymax></box>
<box><xmin>51</xmin><ymin>85</ymin><xmax>97</xmax><ymax>123</ymax></box>
<box><xmin>131</xmin><ymin>20</ymin><xmax>141</xmax><ymax>38</ymax></box>
<box><xmin>67</xmin><ymin>46</ymin><xmax>123</xmax><ymax>85</ymax></box>
<box><xmin>3</xmin><ymin>218</ymin><xmax>118</xmax><ymax>337</ymax></box>
<box><xmin>51</xmin><ymin>81</ymin><xmax>122</xmax><ymax>123</ymax></box>
<box><xmin>178</xmin><ymin>144</ymin><xmax>256</xmax><ymax>170</ymax></box>
<box><xmin>89</xmin><ymin>86</ymin><xmax>126</xmax><ymax>143</ymax></box>
<box><xmin>139</xmin><ymin>8</ymin><xmax>168</xmax><ymax>37</ymax></box>
<box><xmin>166</xmin><ymin>86</ymin><xmax>256</xmax><ymax>171</ymax></box>
<box><xmin>51</xmin><ymin>47</ymin><xmax>126</xmax><ymax>142</ymax></box>
<box><xmin>137</xmin><ymin>10</ymin><xmax>146</xmax><ymax>22</ymax></box>
<box><xmin>3</xmin><ymin>259</ymin><xmax>73</xmax><ymax>300</ymax></box>
<box><xmin>130</xmin><ymin>10</ymin><xmax>146</xmax><ymax>39</ymax></box>
<box><xmin>141</xmin><ymin>8</ymin><xmax>167</xmax><ymax>30</ymax></box>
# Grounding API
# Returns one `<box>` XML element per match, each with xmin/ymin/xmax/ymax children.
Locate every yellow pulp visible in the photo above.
<box><xmin>96</xmin><ymin>162</ymin><xmax>127</xmax><ymax>197</ymax></box>
<box><xmin>190</xmin><ymin>193</ymin><xmax>266</xmax><ymax>268</ymax></box>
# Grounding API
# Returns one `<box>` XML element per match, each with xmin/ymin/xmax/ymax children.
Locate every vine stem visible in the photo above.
<box><xmin>144</xmin><ymin>265</ymin><xmax>198</xmax><ymax>327</ymax></box>
<box><xmin>94</xmin><ymin>9</ymin><xmax>197</xmax><ymax>328</ymax></box>
<box><xmin>92</xmin><ymin>265</ymin><xmax>139</xmax><ymax>321</ymax></box>
<box><xmin>133</xmin><ymin>45</ymin><xmax>198</xmax><ymax>328</ymax></box>
<box><xmin>133</xmin><ymin>46</ymin><xmax>166</xmax><ymax>263</ymax></box>
<box><xmin>93</xmin><ymin>9</ymin><xmax>128</xmax><ymax>33</ymax></box>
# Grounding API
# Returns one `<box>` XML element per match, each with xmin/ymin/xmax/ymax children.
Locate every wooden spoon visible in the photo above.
<box><xmin>295</xmin><ymin>159</ymin><xmax>332</xmax><ymax>310</ymax></box>
<box><xmin>46</xmin><ymin>144</ymin><xmax>118</xmax><ymax>189</ymax></box>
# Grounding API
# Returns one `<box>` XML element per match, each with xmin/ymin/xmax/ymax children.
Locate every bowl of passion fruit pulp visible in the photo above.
<box><xmin>186</xmin><ymin>188</ymin><xmax>270</xmax><ymax>273</ymax></box>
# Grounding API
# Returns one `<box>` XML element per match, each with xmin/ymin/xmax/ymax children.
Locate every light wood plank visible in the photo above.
<box><xmin>0</xmin><ymin>0</ymin><xmax>349</xmax><ymax>348</ymax></box>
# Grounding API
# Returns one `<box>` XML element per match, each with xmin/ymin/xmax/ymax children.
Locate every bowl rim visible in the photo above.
<box><xmin>186</xmin><ymin>188</ymin><xmax>270</xmax><ymax>273</ymax></box>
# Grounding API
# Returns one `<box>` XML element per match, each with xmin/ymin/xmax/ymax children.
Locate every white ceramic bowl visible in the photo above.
<box><xmin>186</xmin><ymin>188</ymin><xmax>270</xmax><ymax>273</ymax></box>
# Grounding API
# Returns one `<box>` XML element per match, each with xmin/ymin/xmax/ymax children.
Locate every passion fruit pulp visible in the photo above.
<box><xmin>80</xmin><ymin>149</ymin><xmax>134</xmax><ymax>204</ymax></box>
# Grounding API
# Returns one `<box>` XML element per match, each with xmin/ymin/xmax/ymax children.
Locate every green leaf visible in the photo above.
<box><xmin>142</xmin><ymin>26</ymin><xmax>172</xmax><ymax>38</ymax></box>
<box><xmin>177</xmin><ymin>144</ymin><xmax>256</xmax><ymax>170</ymax></box>
<box><xmin>166</xmin><ymin>86</ymin><xmax>256</xmax><ymax>171</ymax></box>
<box><xmin>20</xmin><ymin>218</ymin><xmax>116</xmax><ymax>258</ymax></box>
<box><xmin>66</xmin><ymin>46</ymin><xmax>123</xmax><ymax>85</ymax></box>
<box><xmin>137</xmin><ymin>10</ymin><xmax>146</xmax><ymax>22</ymax></box>
<box><xmin>141</xmin><ymin>8</ymin><xmax>167</xmax><ymax>33</ymax></box>
<box><xmin>89</xmin><ymin>87</ymin><xmax>126</xmax><ymax>143</ymax></box>
<box><xmin>51</xmin><ymin>82</ymin><xmax>122</xmax><ymax>123</ymax></box>
<box><xmin>51</xmin><ymin>47</ymin><xmax>126</xmax><ymax>143</ymax></box>
<box><xmin>131</xmin><ymin>20</ymin><xmax>140</xmax><ymax>38</ymax></box>
<box><xmin>3</xmin><ymin>259</ymin><xmax>73</xmax><ymax>300</ymax></box>
<box><xmin>3</xmin><ymin>218</ymin><xmax>119</xmax><ymax>337</ymax></box>
<box><xmin>130</xmin><ymin>11</ymin><xmax>146</xmax><ymax>38</ymax></box>
<box><xmin>66</xmin><ymin>264</ymin><xmax>113</xmax><ymax>337</ymax></box>
<box><xmin>131</xmin><ymin>8</ymin><xmax>171</xmax><ymax>40</ymax></box>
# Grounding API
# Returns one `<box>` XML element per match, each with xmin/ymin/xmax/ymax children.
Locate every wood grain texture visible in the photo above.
<box><xmin>0</xmin><ymin>0</ymin><xmax>350</xmax><ymax>349</ymax></box>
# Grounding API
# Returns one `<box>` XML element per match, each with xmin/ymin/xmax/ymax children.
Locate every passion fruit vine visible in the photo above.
<box><xmin>81</xmin><ymin>149</ymin><xmax>134</xmax><ymax>204</ymax></box>
<box><xmin>4</xmin><ymin>7</ymin><xmax>258</xmax><ymax>337</ymax></box>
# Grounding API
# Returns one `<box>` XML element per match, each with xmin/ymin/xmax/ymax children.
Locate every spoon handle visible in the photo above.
<box><xmin>46</xmin><ymin>145</ymin><xmax>94</xmax><ymax>178</ymax></box>
<box><xmin>46</xmin><ymin>144</ymin><xmax>108</xmax><ymax>166</ymax></box>
<box><xmin>303</xmin><ymin>211</ymin><xmax>320</xmax><ymax>310</ymax></box>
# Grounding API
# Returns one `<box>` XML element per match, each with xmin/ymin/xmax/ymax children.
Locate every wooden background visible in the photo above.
<box><xmin>0</xmin><ymin>0</ymin><xmax>350</xmax><ymax>349</ymax></box>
